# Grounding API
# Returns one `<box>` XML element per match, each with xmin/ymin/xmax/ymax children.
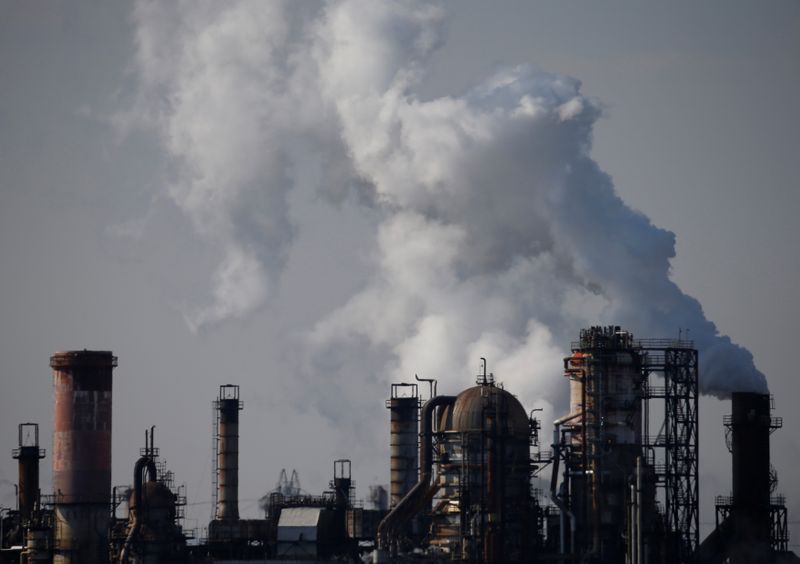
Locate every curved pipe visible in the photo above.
<box><xmin>414</xmin><ymin>374</ymin><xmax>437</xmax><ymax>399</ymax></box>
<box><xmin>377</xmin><ymin>395</ymin><xmax>456</xmax><ymax>550</ymax></box>
<box><xmin>119</xmin><ymin>456</ymin><xmax>158</xmax><ymax>563</ymax></box>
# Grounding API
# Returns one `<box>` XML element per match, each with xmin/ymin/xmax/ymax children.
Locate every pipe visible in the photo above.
<box><xmin>414</xmin><ymin>374</ymin><xmax>437</xmax><ymax>399</ymax></box>
<box><xmin>119</xmin><ymin>455</ymin><xmax>158</xmax><ymax>563</ymax></box>
<box><xmin>377</xmin><ymin>395</ymin><xmax>456</xmax><ymax>550</ymax></box>
<box><xmin>550</xmin><ymin>411</ymin><xmax>581</xmax><ymax>560</ymax></box>
<box><xmin>635</xmin><ymin>456</ymin><xmax>642</xmax><ymax>564</ymax></box>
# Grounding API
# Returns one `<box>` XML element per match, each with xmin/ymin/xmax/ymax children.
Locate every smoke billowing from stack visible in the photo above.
<box><xmin>215</xmin><ymin>385</ymin><xmax>242</xmax><ymax>521</ymax></box>
<box><xmin>50</xmin><ymin>350</ymin><xmax>116</xmax><ymax>564</ymax></box>
<box><xmin>127</xmin><ymin>0</ymin><xmax>767</xmax><ymax>432</ymax></box>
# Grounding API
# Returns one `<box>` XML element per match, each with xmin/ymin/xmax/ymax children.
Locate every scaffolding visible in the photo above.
<box><xmin>556</xmin><ymin>328</ymin><xmax>700</xmax><ymax>562</ymax></box>
<box><xmin>641</xmin><ymin>341</ymin><xmax>699</xmax><ymax>560</ymax></box>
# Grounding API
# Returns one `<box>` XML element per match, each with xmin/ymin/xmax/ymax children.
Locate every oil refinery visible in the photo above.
<box><xmin>0</xmin><ymin>326</ymin><xmax>797</xmax><ymax>563</ymax></box>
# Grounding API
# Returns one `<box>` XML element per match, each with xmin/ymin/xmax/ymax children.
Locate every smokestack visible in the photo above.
<box><xmin>387</xmin><ymin>383</ymin><xmax>419</xmax><ymax>508</ymax></box>
<box><xmin>333</xmin><ymin>459</ymin><xmax>352</xmax><ymax>509</ymax></box>
<box><xmin>730</xmin><ymin>392</ymin><xmax>772</xmax><ymax>548</ymax></box>
<box><xmin>13</xmin><ymin>423</ymin><xmax>45</xmax><ymax>522</ymax></box>
<box><xmin>50</xmin><ymin>350</ymin><xmax>116</xmax><ymax>564</ymax></box>
<box><xmin>215</xmin><ymin>384</ymin><xmax>242</xmax><ymax>521</ymax></box>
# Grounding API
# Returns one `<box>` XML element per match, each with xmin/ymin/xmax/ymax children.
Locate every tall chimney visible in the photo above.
<box><xmin>729</xmin><ymin>392</ymin><xmax>772</xmax><ymax>548</ymax></box>
<box><xmin>51</xmin><ymin>350</ymin><xmax>116</xmax><ymax>564</ymax></box>
<box><xmin>13</xmin><ymin>423</ymin><xmax>45</xmax><ymax>523</ymax></box>
<box><xmin>387</xmin><ymin>383</ymin><xmax>419</xmax><ymax>508</ymax></box>
<box><xmin>215</xmin><ymin>384</ymin><xmax>242</xmax><ymax>521</ymax></box>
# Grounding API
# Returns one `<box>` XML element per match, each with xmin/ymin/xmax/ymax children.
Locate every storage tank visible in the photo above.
<box><xmin>50</xmin><ymin>350</ymin><xmax>116</xmax><ymax>564</ymax></box>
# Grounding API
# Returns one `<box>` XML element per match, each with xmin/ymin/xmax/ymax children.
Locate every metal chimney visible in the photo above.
<box><xmin>13</xmin><ymin>423</ymin><xmax>45</xmax><ymax>523</ymax></box>
<box><xmin>214</xmin><ymin>384</ymin><xmax>242</xmax><ymax>521</ymax></box>
<box><xmin>386</xmin><ymin>383</ymin><xmax>419</xmax><ymax>508</ymax></box>
<box><xmin>729</xmin><ymin>392</ymin><xmax>773</xmax><ymax>548</ymax></box>
<box><xmin>50</xmin><ymin>350</ymin><xmax>116</xmax><ymax>564</ymax></box>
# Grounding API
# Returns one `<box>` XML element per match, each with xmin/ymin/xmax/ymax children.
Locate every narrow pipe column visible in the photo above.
<box><xmin>13</xmin><ymin>423</ymin><xmax>45</xmax><ymax>523</ymax></box>
<box><xmin>215</xmin><ymin>384</ymin><xmax>242</xmax><ymax>521</ymax></box>
<box><xmin>51</xmin><ymin>350</ymin><xmax>116</xmax><ymax>564</ymax></box>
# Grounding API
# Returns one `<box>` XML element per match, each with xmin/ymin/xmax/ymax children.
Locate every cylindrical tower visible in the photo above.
<box><xmin>560</xmin><ymin>326</ymin><xmax>644</xmax><ymax>561</ymax></box>
<box><xmin>729</xmin><ymin>392</ymin><xmax>772</xmax><ymax>548</ymax></box>
<box><xmin>386</xmin><ymin>383</ymin><xmax>419</xmax><ymax>508</ymax></box>
<box><xmin>333</xmin><ymin>459</ymin><xmax>352</xmax><ymax>509</ymax></box>
<box><xmin>13</xmin><ymin>423</ymin><xmax>46</xmax><ymax>523</ymax></box>
<box><xmin>50</xmin><ymin>349</ymin><xmax>116</xmax><ymax>564</ymax></box>
<box><xmin>215</xmin><ymin>384</ymin><xmax>242</xmax><ymax>521</ymax></box>
<box><xmin>431</xmin><ymin>379</ymin><xmax>531</xmax><ymax>562</ymax></box>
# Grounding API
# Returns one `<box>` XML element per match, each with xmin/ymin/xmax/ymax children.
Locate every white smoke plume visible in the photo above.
<box><xmin>127</xmin><ymin>0</ymin><xmax>766</xmax><ymax>426</ymax></box>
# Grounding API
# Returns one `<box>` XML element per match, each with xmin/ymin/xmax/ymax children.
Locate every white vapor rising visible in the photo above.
<box><xmin>128</xmin><ymin>0</ymin><xmax>766</xmax><ymax>431</ymax></box>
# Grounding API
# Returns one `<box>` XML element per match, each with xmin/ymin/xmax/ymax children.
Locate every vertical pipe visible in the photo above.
<box><xmin>377</xmin><ymin>395</ymin><xmax>456</xmax><ymax>550</ymax></box>
<box><xmin>215</xmin><ymin>384</ymin><xmax>242</xmax><ymax>521</ymax></box>
<box><xmin>51</xmin><ymin>350</ymin><xmax>116</xmax><ymax>564</ymax></box>
<box><xmin>635</xmin><ymin>456</ymin><xmax>642</xmax><ymax>564</ymax></box>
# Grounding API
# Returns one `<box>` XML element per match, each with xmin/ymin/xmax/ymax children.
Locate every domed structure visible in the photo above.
<box><xmin>449</xmin><ymin>384</ymin><xmax>530</xmax><ymax>437</ymax></box>
<box><xmin>431</xmin><ymin>382</ymin><xmax>533</xmax><ymax>562</ymax></box>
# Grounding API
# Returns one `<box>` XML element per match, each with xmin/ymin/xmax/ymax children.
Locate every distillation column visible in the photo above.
<box><xmin>51</xmin><ymin>350</ymin><xmax>116</xmax><ymax>564</ymax></box>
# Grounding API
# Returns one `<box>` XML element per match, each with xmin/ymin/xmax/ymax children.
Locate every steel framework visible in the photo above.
<box><xmin>641</xmin><ymin>342</ymin><xmax>699</xmax><ymax>561</ymax></box>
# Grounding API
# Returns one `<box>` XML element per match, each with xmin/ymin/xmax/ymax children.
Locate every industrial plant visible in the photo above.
<box><xmin>0</xmin><ymin>326</ymin><xmax>797</xmax><ymax>563</ymax></box>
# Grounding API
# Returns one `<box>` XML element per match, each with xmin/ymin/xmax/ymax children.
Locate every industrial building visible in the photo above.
<box><xmin>0</xmin><ymin>327</ymin><xmax>797</xmax><ymax>563</ymax></box>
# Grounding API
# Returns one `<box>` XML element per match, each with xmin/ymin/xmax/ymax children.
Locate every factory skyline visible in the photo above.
<box><xmin>1</xmin><ymin>0</ymin><xmax>798</xmax><ymax>558</ymax></box>
<box><xmin>1</xmin><ymin>326</ymin><xmax>796</xmax><ymax>562</ymax></box>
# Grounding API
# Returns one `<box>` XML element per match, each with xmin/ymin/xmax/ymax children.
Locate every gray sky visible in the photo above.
<box><xmin>1</xmin><ymin>0</ymin><xmax>798</xmax><ymax>544</ymax></box>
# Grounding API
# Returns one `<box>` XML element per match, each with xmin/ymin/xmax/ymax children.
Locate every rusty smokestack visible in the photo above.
<box><xmin>51</xmin><ymin>349</ymin><xmax>116</xmax><ymax>564</ymax></box>
<box><xmin>13</xmin><ymin>423</ymin><xmax>45</xmax><ymax>523</ymax></box>
<box><xmin>387</xmin><ymin>383</ymin><xmax>419</xmax><ymax>508</ymax></box>
<box><xmin>215</xmin><ymin>384</ymin><xmax>242</xmax><ymax>521</ymax></box>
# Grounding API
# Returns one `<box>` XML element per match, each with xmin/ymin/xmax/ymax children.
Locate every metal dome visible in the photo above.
<box><xmin>448</xmin><ymin>384</ymin><xmax>530</xmax><ymax>437</ymax></box>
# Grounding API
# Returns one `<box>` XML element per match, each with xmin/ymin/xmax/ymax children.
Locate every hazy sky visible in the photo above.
<box><xmin>1</xmin><ymin>0</ymin><xmax>798</xmax><ymax>544</ymax></box>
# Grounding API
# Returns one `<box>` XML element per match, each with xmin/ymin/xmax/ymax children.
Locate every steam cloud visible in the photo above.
<box><xmin>127</xmin><ymin>0</ymin><xmax>767</xmax><ymax>423</ymax></box>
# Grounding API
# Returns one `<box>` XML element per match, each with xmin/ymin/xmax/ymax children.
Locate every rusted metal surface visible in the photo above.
<box><xmin>378</xmin><ymin>395</ymin><xmax>456</xmax><ymax>549</ymax></box>
<box><xmin>51</xmin><ymin>351</ymin><xmax>115</xmax><ymax>504</ymax></box>
<box><xmin>215</xmin><ymin>384</ymin><xmax>242</xmax><ymax>521</ymax></box>
<box><xmin>387</xmin><ymin>383</ymin><xmax>418</xmax><ymax>508</ymax></box>
<box><xmin>439</xmin><ymin>383</ymin><xmax>531</xmax><ymax>562</ymax></box>
<box><xmin>50</xmin><ymin>349</ymin><xmax>116</xmax><ymax>564</ymax></box>
<box><xmin>449</xmin><ymin>384</ymin><xmax>529</xmax><ymax>437</ymax></box>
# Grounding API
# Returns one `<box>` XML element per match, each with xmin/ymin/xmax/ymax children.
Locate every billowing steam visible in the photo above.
<box><xmin>127</xmin><ymin>0</ymin><xmax>766</xmax><ymax>420</ymax></box>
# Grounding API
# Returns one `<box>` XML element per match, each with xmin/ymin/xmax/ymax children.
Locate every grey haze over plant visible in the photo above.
<box><xmin>125</xmin><ymin>0</ymin><xmax>766</xmax><ymax>426</ymax></box>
